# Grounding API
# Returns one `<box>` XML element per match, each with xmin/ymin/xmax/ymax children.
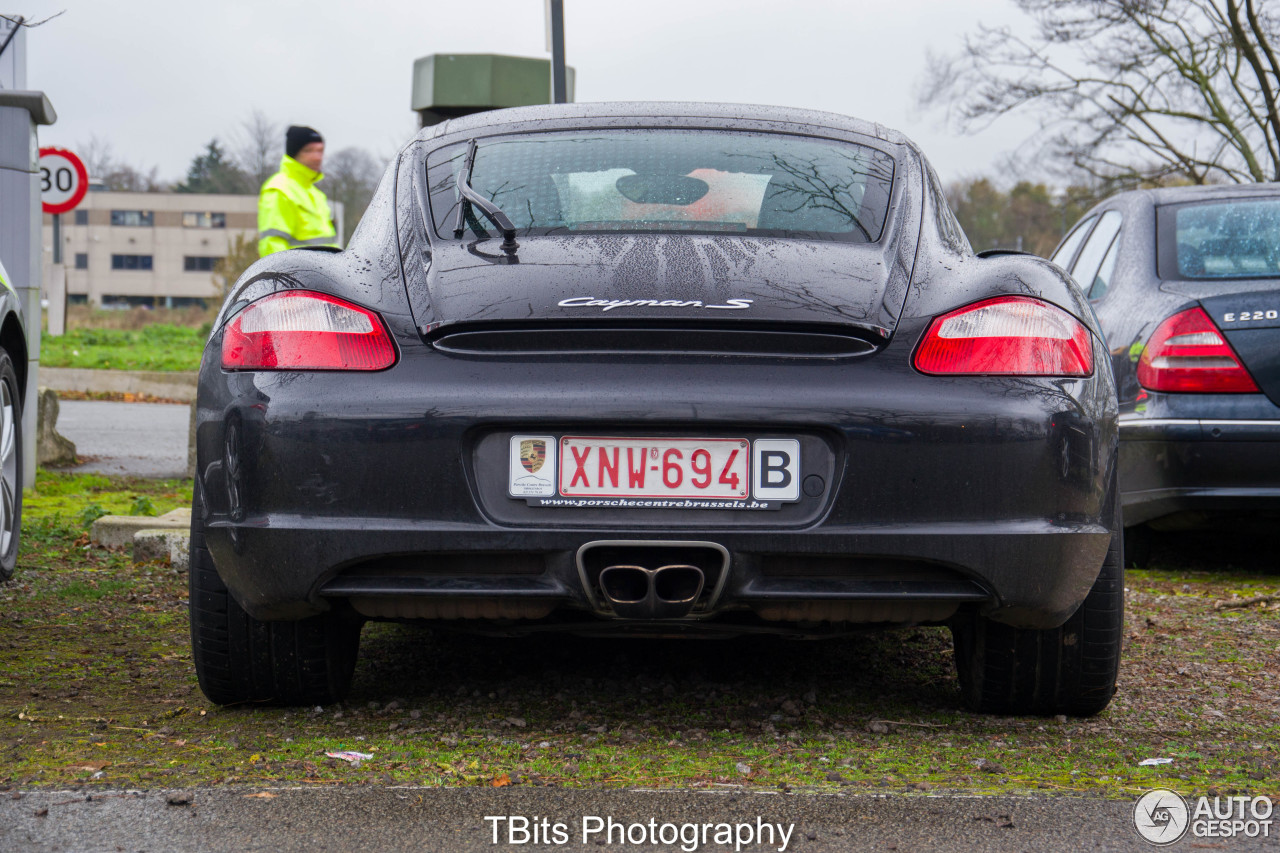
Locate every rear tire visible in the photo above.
<box><xmin>951</xmin><ymin>530</ymin><xmax>1123</xmax><ymax>716</ymax></box>
<box><xmin>189</xmin><ymin>488</ymin><xmax>361</xmax><ymax>705</ymax></box>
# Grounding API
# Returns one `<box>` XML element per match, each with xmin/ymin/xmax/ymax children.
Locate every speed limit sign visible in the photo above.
<box><xmin>38</xmin><ymin>147</ymin><xmax>89</xmax><ymax>215</ymax></box>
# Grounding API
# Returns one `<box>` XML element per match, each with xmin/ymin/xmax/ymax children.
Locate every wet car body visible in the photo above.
<box><xmin>1051</xmin><ymin>185</ymin><xmax>1280</xmax><ymax>537</ymax></box>
<box><xmin>192</xmin><ymin>103</ymin><xmax>1121</xmax><ymax>713</ymax></box>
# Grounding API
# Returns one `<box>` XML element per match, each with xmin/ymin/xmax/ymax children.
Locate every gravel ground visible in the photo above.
<box><xmin>7</xmin><ymin>786</ymin><xmax>1274</xmax><ymax>852</ymax></box>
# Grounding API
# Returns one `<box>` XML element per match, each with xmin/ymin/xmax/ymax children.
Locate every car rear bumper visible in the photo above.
<box><xmin>201</xmin><ymin>511</ymin><xmax>1109</xmax><ymax>630</ymax></box>
<box><xmin>196</xmin><ymin>336</ymin><xmax>1117</xmax><ymax>632</ymax></box>
<box><xmin>1119</xmin><ymin>417</ymin><xmax>1280</xmax><ymax>525</ymax></box>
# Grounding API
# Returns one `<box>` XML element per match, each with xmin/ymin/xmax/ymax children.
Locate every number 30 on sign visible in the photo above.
<box><xmin>38</xmin><ymin>147</ymin><xmax>89</xmax><ymax>215</ymax></box>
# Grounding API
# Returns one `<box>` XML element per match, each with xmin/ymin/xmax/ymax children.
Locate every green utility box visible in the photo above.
<box><xmin>411</xmin><ymin>53</ymin><xmax>576</xmax><ymax>126</ymax></box>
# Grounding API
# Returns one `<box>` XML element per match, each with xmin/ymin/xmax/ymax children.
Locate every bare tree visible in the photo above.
<box><xmin>324</xmin><ymin>146</ymin><xmax>383</xmax><ymax>243</ymax></box>
<box><xmin>234</xmin><ymin>110</ymin><xmax>280</xmax><ymax>189</ymax></box>
<box><xmin>0</xmin><ymin>11</ymin><xmax>65</xmax><ymax>40</ymax></box>
<box><xmin>920</xmin><ymin>0</ymin><xmax>1280</xmax><ymax>185</ymax></box>
<box><xmin>78</xmin><ymin>134</ymin><xmax>117</xmax><ymax>178</ymax></box>
<box><xmin>100</xmin><ymin>163</ymin><xmax>165</xmax><ymax>193</ymax></box>
<box><xmin>76</xmin><ymin>134</ymin><xmax>167</xmax><ymax>192</ymax></box>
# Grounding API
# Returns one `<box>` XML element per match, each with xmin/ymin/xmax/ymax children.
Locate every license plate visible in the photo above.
<box><xmin>561</xmin><ymin>436</ymin><xmax>750</xmax><ymax>499</ymax></box>
<box><xmin>508</xmin><ymin>435</ymin><xmax>801</xmax><ymax>507</ymax></box>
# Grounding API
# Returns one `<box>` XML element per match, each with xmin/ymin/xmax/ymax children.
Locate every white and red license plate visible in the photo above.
<box><xmin>559</xmin><ymin>436</ymin><xmax>750</xmax><ymax>499</ymax></box>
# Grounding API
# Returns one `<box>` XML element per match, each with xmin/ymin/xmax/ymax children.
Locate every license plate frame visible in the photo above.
<box><xmin>508</xmin><ymin>435</ymin><xmax>801</xmax><ymax>509</ymax></box>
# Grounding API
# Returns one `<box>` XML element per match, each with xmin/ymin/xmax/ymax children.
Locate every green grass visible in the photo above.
<box><xmin>40</xmin><ymin>324</ymin><xmax>206</xmax><ymax>372</ymax></box>
<box><xmin>53</xmin><ymin>578</ymin><xmax>133</xmax><ymax>601</ymax></box>
<box><xmin>23</xmin><ymin>470</ymin><xmax>190</xmax><ymax>524</ymax></box>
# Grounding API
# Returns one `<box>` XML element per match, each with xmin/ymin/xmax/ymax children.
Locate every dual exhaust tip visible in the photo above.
<box><xmin>598</xmin><ymin>564</ymin><xmax>705</xmax><ymax>620</ymax></box>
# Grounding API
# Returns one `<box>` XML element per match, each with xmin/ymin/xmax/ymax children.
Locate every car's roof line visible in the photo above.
<box><xmin>1151</xmin><ymin>186</ymin><xmax>1280</xmax><ymax>206</ymax></box>
<box><xmin>417</xmin><ymin>101</ymin><xmax>908</xmax><ymax>147</ymax></box>
<box><xmin>1102</xmin><ymin>183</ymin><xmax>1280</xmax><ymax>207</ymax></box>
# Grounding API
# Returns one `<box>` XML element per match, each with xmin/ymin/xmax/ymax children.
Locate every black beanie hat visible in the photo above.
<box><xmin>285</xmin><ymin>125</ymin><xmax>324</xmax><ymax>159</ymax></box>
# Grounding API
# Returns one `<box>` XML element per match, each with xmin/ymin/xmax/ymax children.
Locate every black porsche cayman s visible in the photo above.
<box><xmin>191</xmin><ymin>103</ymin><xmax>1121</xmax><ymax>715</ymax></box>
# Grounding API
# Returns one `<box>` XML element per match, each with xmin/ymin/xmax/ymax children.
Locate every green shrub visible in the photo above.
<box><xmin>76</xmin><ymin>503</ymin><xmax>109</xmax><ymax>528</ymax></box>
<box><xmin>129</xmin><ymin>495</ymin><xmax>157</xmax><ymax>517</ymax></box>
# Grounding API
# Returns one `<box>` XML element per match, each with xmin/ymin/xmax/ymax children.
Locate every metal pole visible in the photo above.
<box><xmin>52</xmin><ymin>211</ymin><xmax>68</xmax><ymax>334</ymax></box>
<box><xmin>550</xmin><ymin>0</ymin><xmax>567</xmax><ymax>105</ymax></box>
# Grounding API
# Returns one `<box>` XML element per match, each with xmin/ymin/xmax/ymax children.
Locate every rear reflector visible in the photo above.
<box><xmin>913</xmin><ymin>296</ymin><xmax>1093</xmax><ymax>376</ymax></box>
<box><xmin>221</xmin><ymin>291</ymin><xmax>397</xmax><ymax>371</ymax></box>
<box><xmin>1136</xmin><ymin>306</ymin><xmax>1259</xmax><ymax>393</ymax></box>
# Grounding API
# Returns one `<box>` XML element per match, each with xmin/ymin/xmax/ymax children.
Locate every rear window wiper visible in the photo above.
<box><xmin>453</xmin><ymin>139</ymin><xmax>519</xmax><ymax>253</ymax></box>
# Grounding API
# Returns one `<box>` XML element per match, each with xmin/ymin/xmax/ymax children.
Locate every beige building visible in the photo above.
<box><xmin>41</xmin><ymin>190</ymin><xmax>258</xmax><ymax>308</ymax></box>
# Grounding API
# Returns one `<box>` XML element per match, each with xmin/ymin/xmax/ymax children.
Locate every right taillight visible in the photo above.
<box><xmin>1136</xmin><ymin>307</ymin><xmax>1259</xmax><ymax>393</ymax></box>
<box><xmin>913</xmin><ymin>296</ymin><xmax>1094</xmax><ymax>376</ymax></box>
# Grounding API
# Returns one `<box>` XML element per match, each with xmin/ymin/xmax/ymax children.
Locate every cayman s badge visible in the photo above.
<box><xmin>520</xmin><ymin>439</ymin><xmax>547</xmax><ymax>475</ymax></box>
<box><xmin>559</xmin><ymin>297</ymin><xmax>753</xmax><ymax>312</ymax></box>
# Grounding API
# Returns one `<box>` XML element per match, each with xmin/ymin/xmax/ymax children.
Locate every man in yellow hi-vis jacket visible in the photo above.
<box><xmin>258</xmin><ymin>125</ymin><xmax>340</xmax><ymax>256</ymax></box>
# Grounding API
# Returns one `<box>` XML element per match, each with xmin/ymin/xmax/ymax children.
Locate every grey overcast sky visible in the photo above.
<box><xmin>19</xmin><ymin>0</ymin><xmax>1039</xmax><ymax>185</ymax></box>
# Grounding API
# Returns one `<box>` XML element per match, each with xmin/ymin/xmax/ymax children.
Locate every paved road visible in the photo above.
<box><xmin>54</xmin><ymin>400</ymin><xmax>190</xmax><ymax>479</ymax></box>
<box><xmin>2</xmin><ymin>787</ymin><xmax>1271</xmax><ymax>852</ymax></box>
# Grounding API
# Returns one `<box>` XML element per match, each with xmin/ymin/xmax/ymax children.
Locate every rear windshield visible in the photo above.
<box><xmin>1171</xmin><ymin>200</ymin><xmax>1280</xmax><ymax>279</ymax></box>
<box><xmin>426</xmin><ymin>130</ymin><xmax>896</xmax><ymax>242</ymax></box>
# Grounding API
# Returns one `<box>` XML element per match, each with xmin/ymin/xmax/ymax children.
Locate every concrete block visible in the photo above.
<box><xmin>171</xmin><ymin>537</ymin><xmax>190</xmax><ymax>572</ymax></box>
<box><xmin>91</xmin><ymin>507</ymin><xmax>191</xmax><ymax>548</ymax></box>
<box><xmin>132</xmin><ymin>528</ymin><xmax>174</xmax><ymax>562</ymax></box>
<box><xmin>133</xmin><ymin>528</ymin><xmax>190</xmax><ymax>569</ymax></box>
<box><xmin>38</xmin><ymin>367</ymin><xmax>198</xmax><ymax>402</ymax></box>
<box><xmin>159</xmin><ymin>507</ymin><xmax>190</xmax><ymax>525</ymax></box>
<box><xmin>36</xmin><ymin>387</ymin><xmax>77</xmax><ymax>467</ymax></box>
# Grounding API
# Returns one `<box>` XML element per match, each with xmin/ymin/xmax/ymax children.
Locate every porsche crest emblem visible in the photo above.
<box><xmin>520</xmin><ymin>439</ymin><xmax>546</xmax><ymax>474</ymax></box>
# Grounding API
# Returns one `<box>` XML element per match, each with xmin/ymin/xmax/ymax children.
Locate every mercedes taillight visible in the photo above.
<box><xmin>1136</xmin><ymin>306</ymin><xmax>1258</xmax><ymax>393</ymax></box>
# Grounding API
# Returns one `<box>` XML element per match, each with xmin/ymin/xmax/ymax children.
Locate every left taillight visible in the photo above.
<box><xmin>913</xmin><ymin>295</ymin><xmax>1094</xmax><ymax>376</ymax></box>
<box><xmin>221</xmin><ymin>291</ymin><xmax>397</xmax><ymax>371</ymax></box>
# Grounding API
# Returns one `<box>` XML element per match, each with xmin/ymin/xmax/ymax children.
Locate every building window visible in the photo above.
<box><xmin>68</xmin><ymin>294</ymin><xmax>88</xmax><ymax>306</ymax></box>
<box><xmin>73</xmin><ymin>210</ymin><xmax>89</xmax><ymax>226</ymax></box>
<box><xmin>110</xmin><ymin>210</ymin><xmax>154</xmax><ymax>227</ymax></box>
<box><xmin>110</xmin><ymin>254</ymin><xmax>154</xmax><ymax>271</ymax></box>
<box><xmin>101</xmin><ymin>295</ymin><xmax>156</xmax><ymax>309</ymax></box>
<box><xmin>183</xmin><ymin>256</ymin><xmax>222</xmax><ymax>272</ymax></box>
<box><xmin>182</xmin><ymin>211</ymin><xmax>226</xmax><ymax>228</ymax></box>
<box><xmin>74</xmin><ymin>253</ymin><xmax>88</xmax><ymax>270</ymax></box>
